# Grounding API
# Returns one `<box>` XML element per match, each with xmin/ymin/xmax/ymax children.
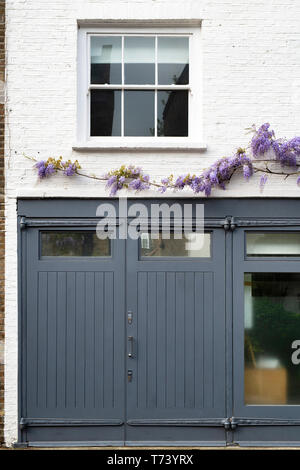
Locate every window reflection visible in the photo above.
<box><xmin>244</xmin><ymin>273</ymin><xmax>300</xmax><ymax>404</ymax></box>
<box><xmin>246</xmin><ymin>232</ymin><xmax>300</xmax><ymax>257</ymax></box>
<box><xmin>90</xmin><ymin>90</ymin><xmax>121</xmax><ymax>136</ymax></box>
<box><xmin>157</xmin><ymin>90</ymin><xmax>188</xmax><ymax>136</ymax></box>
<box><xmin>41</xmin><ymin>232</ymin><xmax>111</xmax><ymax>257</ymax></box>
<box><xmin>124</xmin><ymin>91</ymin><xmax>154</xmax><ymax>136</ymax></box>
<box><xmin>140</xmin><ymin>233</ymin><xmax>211</xmax><ymax>258</ymax></box>
<box><xmin>90</xmin><ymin>36</ymin><xmax>122</xmax><ymax>84</ymax></box>
<box><xmin>124</xmin><ymin>36</ymin><xmax>155</xmax><ymax>85</ymax></box>
<box><xmin>157</xmin><ymin>37</ymin><xmax>189</xmax><ymax>85</ymax></box>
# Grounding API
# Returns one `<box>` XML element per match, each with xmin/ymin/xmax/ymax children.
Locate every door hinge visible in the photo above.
<box><xmin>20</xmin><ymin>216</ymin><xmax>27</xmax><ymax>230</ymax></box>
<box><xmin>223</xmin><ymin>216</ymin><xmax>236</xmax><ymax>231</ymax></box>
<box><xmin>223</xmin><ymin>417</ymin><xmax>238</xmax><ymax>430</ymax></box>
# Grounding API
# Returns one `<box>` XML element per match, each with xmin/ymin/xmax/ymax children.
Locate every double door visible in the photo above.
<box><xmin>20</xmin><ymin>206</ymin><xmax>300</xmax><ymax>446</ymax></box>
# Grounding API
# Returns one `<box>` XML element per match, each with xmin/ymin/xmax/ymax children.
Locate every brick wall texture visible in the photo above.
<box><xmin>0</xmin><ymin>0</ymin><xmax>4</xmax><ymax>446</ymax></box>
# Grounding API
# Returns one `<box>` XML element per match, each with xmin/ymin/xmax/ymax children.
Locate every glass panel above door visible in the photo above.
<box><xmin>140</xmin><ymin>232</ymin><xmax>211</xmax><ymax>258</ymax></box>
<box><xmin>41</xmin><ymin>232</ymin><xmax>111</xmax><ymax>257</ymax></box>
<box><xmin>244</xmin><ymin>272</ymin><xmax>300</xmax><ymax>405</ymax></box>
<box><xmin>246</xmin><ymin>232</ymin><xmax>300</xmax><ymax>257</ymax></box>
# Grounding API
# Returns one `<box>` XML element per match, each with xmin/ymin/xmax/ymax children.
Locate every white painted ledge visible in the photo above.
<box><xmin>72</xmin><ymin>141</ymin><xmax>207</xmax><ymax>152</ymax></box>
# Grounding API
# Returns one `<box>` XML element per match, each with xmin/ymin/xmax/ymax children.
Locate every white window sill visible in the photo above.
<box><xmin>72</xmin><ymin>141</ymin><xmax>207</xmax><ymax>152</ymax></box>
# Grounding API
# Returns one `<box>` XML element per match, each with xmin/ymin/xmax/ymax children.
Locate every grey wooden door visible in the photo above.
<box><xmin>126</xmin><ymin>229</ymin><xmax>227</xmax><ymax>445</ymax></box>
<box><xmin>22</xmin><ymin>227</ymin><xmax>126</xmax><ymax>445</ymax></box>
<box><xmin>21</xmin><ymin>224</ymin><xmax>227</xmax><ymax>446</ymax></box>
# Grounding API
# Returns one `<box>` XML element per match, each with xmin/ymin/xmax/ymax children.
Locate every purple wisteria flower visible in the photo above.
<box><xmin>156</xmin><ymin>149</ymin><xmax>253</xmax><ymax>196</ymax></box>
<box><xmin>251</xmin><ymin>123</ymin><xmax>274</xmax><ymax>157</ymax></box>
<box><xmin>35</xmin><ymin>160</ymin><xmax>47</xmax><ymax>178</ymax></box>
<box><xmin>62</xmin><ymin>162</ymin><xmax>77</xmax><ymax>176</ymax></box>
<box><xmin>260</xmin><ymin>174</ymin><xmax>268</xmax><ymax>188</ymax></box>
<box><xmin>35</xmin><ymin>156</ymin><xmax>80</xmax><ymax>179</ymax></box>
<box><xmin>35</xmin><ymin>160</ymin><xmax>56</xmax><ymax>178</ymax></box>
<box><xmin>104</xmin><ymin>165</ymin><xmax>151</xmax><ymax>196</ymax></box>
<box><xmin>250</xmin><ymin>123</ymin><xmax>300</xmax><ymax>168</ymax></box>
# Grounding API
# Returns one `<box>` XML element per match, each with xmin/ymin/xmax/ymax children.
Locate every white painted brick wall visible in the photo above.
<box><xmin>4</xmin><ymin>0</ymin><xmax>300</xmax><ymax>445</ymax></box>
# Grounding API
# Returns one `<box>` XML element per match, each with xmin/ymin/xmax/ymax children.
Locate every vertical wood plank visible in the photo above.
<box><xmin>195</xmin><ymin>272</ymin><xmax>204</xmax><ymax>409</ymax></box>
<box><xmin>37</xmin><ymin>272</ymin><xmax>48</xmax><ymax>409</ymax></box>
<box><xmin>156</xmin><ymin>272</ymin><xmax>166</xmax><ymax>409</ymax></box>
<box><xmin>147</xmin><ymin>272</ymin><xmax>157</xmax><ymax>408</ymax></box>
<box><xmin>166</xmin><ymin>272</ymin><xmax>176</xmax><ymax>408</ymax></box>
<box><xmin>85</xmin><ymin>272</ymin><xmax>95</xmax><ymax>409</ymax></box>
<box><xmin>56</xmin><ymin>272</ymin><xmax>66</xmax><ymax>409</ymax></box>
<box><xmin>94</xmin><ymin>272</ymin><xmax>104</xmax><ymax>408</ymax></box>
<box><xmin>66</xmin><ymin>272</ymin><xmax>76</xmax><ymax>408</ymax></box>
<box><xmin>47</xmin><ymin>271</ymin><xmax>57</xmax><ymax>409</ymax></box>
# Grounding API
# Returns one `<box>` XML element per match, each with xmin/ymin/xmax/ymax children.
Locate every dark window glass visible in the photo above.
<box><xmin>90</xmin><ymin>36</ymin><xmax>122</xmax><ymax>84</ymax></box>
<box><xmin>140</xmin><ymin>233</ymin><xmax>211</xmax><ymax>258</ymax></box>
<box><xmin>124</xmin><ymin>91</ymin><xmax>154</xmax><ymax>136</ymax></box>
<box><xmin>124</xmin><ymin>37</ymin><xmax>155</xmax><ymax>85</ymax></box>
<box><xmin>244</xmin><ymin>272</ymin><xmax>300</xmax><ymax>404</ymax></box>
<box><xmin>158</xmin><ymin>37</ymin><xmax>189</xmax><ymax>85</ymax></box>
<box><xmin>90</xmin><ymin>90</ymin><xmax>121</xmax><ymax>136</ymax></box>
<box><xmin>157</xmin><ymin>90</ymin><xmax>188</xmax><ymax>136</ymax></box>
<box><xmin>41</xmin><ymin>232</ymin><xmax>110</xmax><ymax>257</ymax></box>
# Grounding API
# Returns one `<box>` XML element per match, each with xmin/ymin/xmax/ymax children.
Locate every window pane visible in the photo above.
<box><xmin>157</xmin><ymin>90</ymin><xmax>188</xmax><ymax>136</ymax></box>
<box><xmin>246</xmin><ymin>232</ymin><xmax>300</xmax><ymax>257</ymax></box>
<box><xmin>140</xmin><ymin>233</ymin><xmax>211</xmax><ymax>258</ymax></box>
<box><xmin>244</xmin><ymin>273</ymin><xmax>300</xmax><ymax>404</ymax></box>
<box><xmin>41</xmin><ymin>232</ymin><xmax>110</xmax><ymax>257</ymax></box>
<box><xmin>90</xmin><ymin>90</ymin><xmax>121</xmax><ymax>136</ymax></box>
<box><xmin>124</xmin><ymin>91</ymin><xmax>154</xmax><ymax>136</ymax></box>
<box><xmin>158</xmin><ymin>37</ymin><xmax>189</xmax><ymax>85</ymax></box>
<box><xmin>90</xmin><ymin>36</ymin><xmax>122</xmax><ymax>84</ymax></box>
<box><xmin>124</xmin><ymin>36</ymin><xmax>155</xmax><ymax>84</ymax></box>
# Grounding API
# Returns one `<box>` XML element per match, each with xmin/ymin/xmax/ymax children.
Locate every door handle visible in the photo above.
<box><xmin>128</xmin><ymin>336</ymin><xmax>134</xmax><ymax>358</ymax></box>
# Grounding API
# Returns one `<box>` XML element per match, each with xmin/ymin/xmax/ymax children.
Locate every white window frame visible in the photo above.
<box><xmin>76</xmin><ymin>23</ymin><xmax>204</xmax><ymax>151</ymax></box>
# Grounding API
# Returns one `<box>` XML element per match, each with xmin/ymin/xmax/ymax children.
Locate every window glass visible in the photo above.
<box><xmin>157</xmin><ymin>37</ymin><xmax>189</xmax><ymax>85</ymax></box>
<box><xmin>124</xmin><ymin>91</ymin><xmax>154</xmax><ymax>136</ymax></box>
<box><xmin>157</xmin><ymin>90</ymin><xmax>188</xmax><ymax>136</ymax></box>
<box><xmin>41</xmin><ymin>232</ymin><xmax>111</xmax><ymax>257</ymax></box>
<box><xmin>244</xmin><ymin>273</ymin><xmax>300</xmax><ymax>404</ymax></box>
<box><xmin>246</xmin><ymin>232</ymin><xmax>300</xmax><ymax>257</ymax></box>
<box><xmin>140</xmin><ymin>233</ymin><xmax>211</xmax><ymax>258</ymax></box>
<box><xmin>90</xmin><ymin>90</ymin><xmax>121</xmax><ymax>136</ymax></box>
<box><xmin>124</xmin><ymin>36</ymin><xmax>155</xmax><ymax>85</ymax></box>
<box><xmin>90</xmin><ymin>36</ymin><xmax>122</xmax><ymax>84</ymax></box>
<box><xmin>88</xmin><ymin>34</ymin><xmax>190</xmax><ymax>138</ymax></box>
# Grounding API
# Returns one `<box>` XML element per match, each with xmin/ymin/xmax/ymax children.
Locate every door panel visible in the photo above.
<box><xmin>126</xmin><ymin>230</ymin><xmax>227</xmax><ymax>445</ymax></box>
<box><xmin>22</xmin><ymin>227</ymin><xmax>126</xmax><ymax>444</ymax></box>
<box><xmin>233</xmin><ymin>227</ymin><xmax>300</xmax><ymax>445</ymax></box>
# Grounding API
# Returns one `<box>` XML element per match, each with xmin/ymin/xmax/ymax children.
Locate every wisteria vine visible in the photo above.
<box><xmin>29</xmin><ymin>123</ymin><xmax>300</xmax><ymax>196</ymax></box>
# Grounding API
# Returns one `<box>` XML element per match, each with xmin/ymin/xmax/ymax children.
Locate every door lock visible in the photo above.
<box><xmin>128</xmin><ymin>370</ymin><xmax>133</xmax><ymax>382</ymax></box>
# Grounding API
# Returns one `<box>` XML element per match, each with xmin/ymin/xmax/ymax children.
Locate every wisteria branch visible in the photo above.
<box><xmin>25</xmin><ymin>123</ymin><xmax>300</xmax><ymax>196</ymax></box>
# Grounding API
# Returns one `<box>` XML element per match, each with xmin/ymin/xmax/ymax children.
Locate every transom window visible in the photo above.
<box><xmin>90</xmin><ymin>35</ymin><xmax>189</xmax><ymax>137</ymax></box>
<box><xmin>77</xmin><ymin>25</ymin><xmax>201</xmax><ymax>145</ymax></box>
